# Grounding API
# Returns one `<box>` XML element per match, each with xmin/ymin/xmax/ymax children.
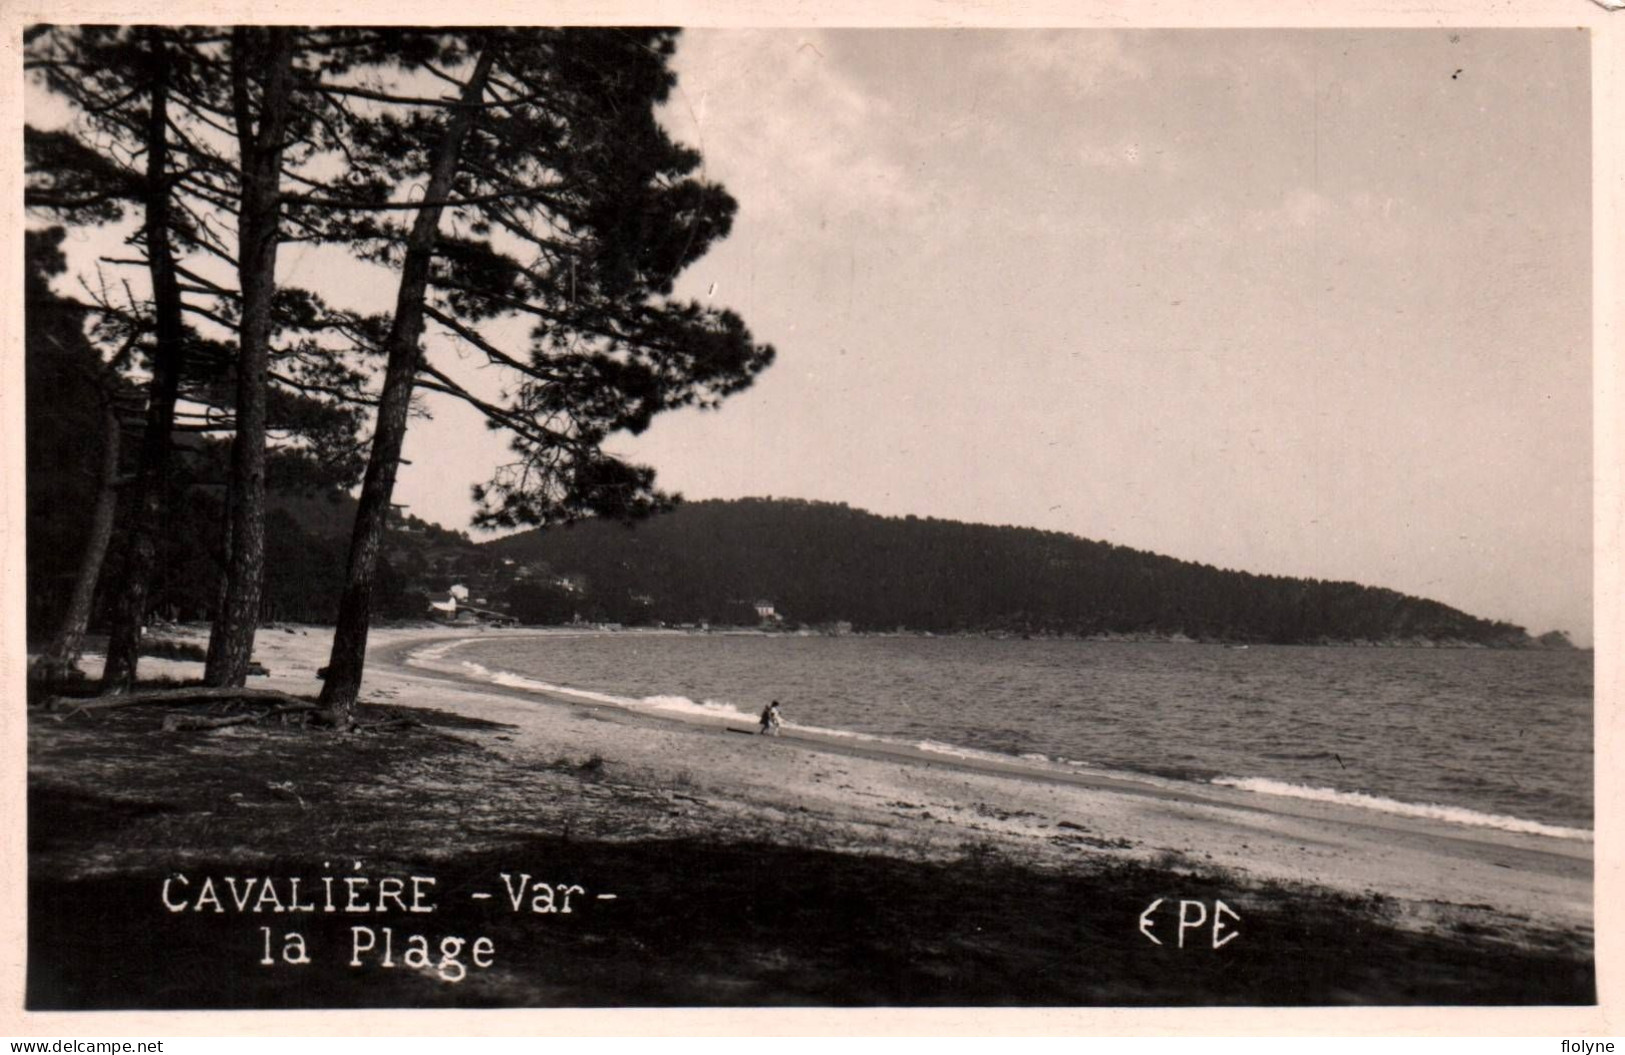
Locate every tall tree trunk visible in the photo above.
<box><xmin>205</xmin><ymin>28</ymin><xmax>297</xmax><ymax>687</ymax></box>
<box><xmin>203</xmin><ymin>469</ymin><xmax>233</xmax><ymax>676</ymax></box>
<box><xmin>100</xmin><ymin>29</ymin><xmax>186</xmax><ymax>694</ymax></box>
<box><xmin>319</xmin><ymin>49</ymin><xmax>496</xmax><ymax>725</ymax></box>
<box><xmin>31</xmin><ymin>401</ymin><xmax>122</xmax><ymax>686</ymax></box>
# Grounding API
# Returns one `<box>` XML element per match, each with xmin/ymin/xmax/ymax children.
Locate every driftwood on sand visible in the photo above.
<box><xmin>160</xmin><ymin>703</ymin><xmax>320</xmax><ymax>732</ymax></box>
<box><xmin>44</xmin><ymin>686</ymin><xmax>421</xmax><ymax>734</ymax></box>
<box><xmin>47</xmin><ymin>686</ymin><xmax>326</xmax><ymax>731</ymax></box>
<box><xmin>46</xmin><ymin>686</ymin><xmax>313</xmax><ymax>713</ymax></box>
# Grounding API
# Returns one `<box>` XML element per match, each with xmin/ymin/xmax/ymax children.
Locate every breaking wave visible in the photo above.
<box><xmin>442</xmin><ymin>656</ymin><xmax>1012</xmax><ymax>754</ymax></box>
<box><xmin>916</xmin><ymin>740</ymin><xmax>1042</xmax><ymax>767</ymax></box>
<box><xmin>409</xmin><ymin>636</ymin><xmax>1592</xmax><ymax>841</ymax></box>
<box><xmin>408</xmin><ymin>639</ymin><xmax>476</xmax><ymax>662</ymax></box>
<box><xmin>451</xmin><ymin>659</ymin><xmax>795</xmax><ymax>728</ymax></box>
<box><xmin>1210</xmin><ymin>776</ymin><xmax>1591</xmax><ymax>841</ymax></box>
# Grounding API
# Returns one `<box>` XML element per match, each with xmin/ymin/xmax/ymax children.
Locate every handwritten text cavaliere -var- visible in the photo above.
<box><xmin>159</xmin><ymin>868</ymin><xmax>615</xmax><ymax>983</ymax></box>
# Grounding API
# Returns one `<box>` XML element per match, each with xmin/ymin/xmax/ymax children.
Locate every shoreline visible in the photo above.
<box><xmin>368</xmin><ymin>627</ymin><xmax>1592</xmax><ymax>933</ymax></box>
<box><xmin>405</xmin><ymin>622</ymin><xmax>1590</xmax><ymax>651</ymax></box>
<box><xmin>393</xmin><ymin>629</ymin><xmax>1593</xmax><ymax>839</ymax></box>
<box><xmin>51</xmin><ymin>623</ymin><xmax>1598</xmax><ymax>928</ymax></box>
<box><xmin>26</xmin><ymin>622</ymin><xmax>1596</xmax><ymax>1006</ymax></box>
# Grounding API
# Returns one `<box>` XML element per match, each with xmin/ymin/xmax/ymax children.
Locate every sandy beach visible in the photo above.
<box><xmin>179</xmin><ymin>626</ymin><xmax>1595</xmax><ymax>929</ymax></box>
<box><xmin>25</xmin><ymin>623</ymin><xmax>1595</xmax><ymax>1007</ymax></box>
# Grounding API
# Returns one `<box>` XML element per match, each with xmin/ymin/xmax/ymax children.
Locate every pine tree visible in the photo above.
<box><xmin>27</xmin><ymin>25</ymin><xmax>376</xmax><ymax>690</ymax></box>
<box><xmin>313</xmin><ymin>29</ymin><xmax>774</xmax><ymax>723</ymax></box>
<box><xmin>39</xmin><ymin>27</ymin><xmax>195</xmax><ymax>693</ymax></box>
<box><xmin>23</xmin><ymin>227</ymin><xmax>140</xmax><ymax>685</ymax></box>
<box><xmin>29</xmin><ymin>27</ymin><xmax>774</xmax><ymax>716</ymax></box>
<box><xmin>202</xmin><ymin>28</ymin><xmax>299</xmax><ymax>686</ymax></box>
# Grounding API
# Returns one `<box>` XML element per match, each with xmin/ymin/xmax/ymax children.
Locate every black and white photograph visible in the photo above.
<box><xmin>6</xmin><ymin>3</ymin><xmax>1616</xmax><ymax>1027</ymax></box>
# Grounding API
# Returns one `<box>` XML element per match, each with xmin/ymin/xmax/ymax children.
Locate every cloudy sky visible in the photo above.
<box><xmin>30</xmin><ymin>27</ymin><xmax>1595</xmax><ymax>642</ymax></box>
<box><xmin>474</xmin><ymin>27</ymin><xmax>1587</xmax><ymax>641</ymax></box>
<box><xmin>387</xmin><ymin>28</ymin><xmax>1594</xmax><ymax>640</ymax></box>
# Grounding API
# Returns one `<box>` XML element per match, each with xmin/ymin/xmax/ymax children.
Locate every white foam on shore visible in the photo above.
<box><xmin>451</xmin><ymin>657</ymin><xmax>932</xmax><ymax>745</ymax></box>
<box><xmin>798</xmin><ymin>724</ymin><xmax>892</xmax><ymax>746</ymax></box>
<box><xmin>423</xmin><ymin>643</ymin><xmax>1589</xmax><ymax>842</ymax></box>
<box><xmin>420</xmin><ymin>640</ymin><xmax>1127</xmax><ymax>777</ymax></box>
<box><xmin>641</xmin><ymin>694</ymin><xmax>759</xmax><ymax>724</ymax></box>
<box><xmin>913</xmin><ymin>741</ymin><xmax>1139</xmax><ymax>784</ymax></box>
<box><xmin>463</xmin><ymin>662</ymin><xmax>632</xmax><ymax>707</ymax></box>
<box><xmin>446</xmin><ymin>652</ymin><xmax>1128</xmax><ymax>773</ymax></box>
<box><xmin>917</xmin><ymin>739</ymin><xmax>1037</xmax><ymax>767</ymax></box>
<box><xmin>455</xmin><ymin>660</ymin><xmax>761</xmax><ymax>726</ymax></box>
<box><xmin>1211</xmin><ymin>776</ymin><xmax>1592</xmax><ymax>842</ymax></box>
<box><xmin>407</xmin><ymin>639</ymin><xmax>478</xmax><ymax>663</ymax></box>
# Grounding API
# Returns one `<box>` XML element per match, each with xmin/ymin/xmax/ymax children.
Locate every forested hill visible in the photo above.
<box><xmin>485</xmin><ymin>498</ymin><xmax>1534</xmax><ymax>646</ymax></box>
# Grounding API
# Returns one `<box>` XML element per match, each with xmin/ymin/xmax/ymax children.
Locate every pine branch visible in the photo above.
<box><xmin>423</xmin><ymin>303</ymin><xmax>554</xmax><ymax>377</ymax></box>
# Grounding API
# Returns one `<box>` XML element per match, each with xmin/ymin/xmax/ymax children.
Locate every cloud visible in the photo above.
<box><xmin>662</xmin><ymin>30</ymin><xmax>921</xmax><ymax>225</ymax></box>
<box><xmin>1277</xmin><ymin>188</ymin><xmax>1331</xmax><ymax>228</ymax></box>
<box><xmin>991</xmin><ymin>30</ymin><xmax>1146</xmax><ymax>95</ymax></box>
<box><xmin>1074</xmin><ymin>140</ymin><xmax>1181</xmax><ymax>174</ymax></box>
<box><xmin>661</xmin><ymin>30</ymin><xmax>1175</xmax><ymax>241</ymax></box>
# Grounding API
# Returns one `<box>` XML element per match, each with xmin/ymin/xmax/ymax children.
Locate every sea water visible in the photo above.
<box><xmin>428</xmin><ymin>633</ymin><xmax>1593</xmax><ymax>839</ymax></box>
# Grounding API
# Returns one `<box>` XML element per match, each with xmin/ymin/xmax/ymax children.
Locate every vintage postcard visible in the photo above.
<box><xmin>3</xmin><ymin>0</ymin><xmax>1619</xmax><ymax>1037</ymax></box>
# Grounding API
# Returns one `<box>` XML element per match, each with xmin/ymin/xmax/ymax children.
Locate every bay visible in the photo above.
<box><xmin>443</xmin><ymin>634</ymin><xmax>1593</xmax><ymax>836</ymax></box>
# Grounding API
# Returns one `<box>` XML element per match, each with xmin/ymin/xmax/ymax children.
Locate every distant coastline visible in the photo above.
<box><xmin>394</xmin><ymin>620</ymin><xmax>1581</xmax><ymax>651</ymax></box>
<box><xmin>36</xmin><ymin>493</ymin><xmax>1576</xmax><ymax>652</ymax></box>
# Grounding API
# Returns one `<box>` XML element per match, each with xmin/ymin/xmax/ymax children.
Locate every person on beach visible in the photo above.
<box><xmin>759</xmin><ymin>700</ymin><xmax>784</xmax><ymax>736</ymax></box>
